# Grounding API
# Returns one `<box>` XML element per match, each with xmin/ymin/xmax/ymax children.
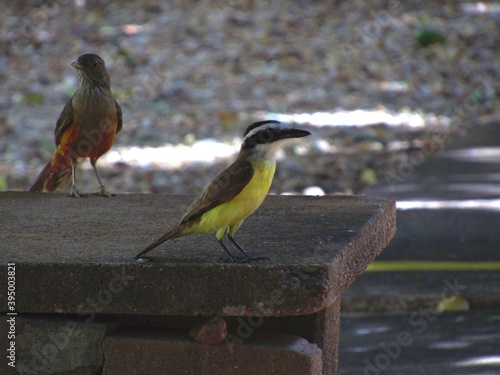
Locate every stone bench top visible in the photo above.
<box><xmin>0</xmin><ymin>192</ymin><xmax>395</xmax><ymax>316</ymax></box>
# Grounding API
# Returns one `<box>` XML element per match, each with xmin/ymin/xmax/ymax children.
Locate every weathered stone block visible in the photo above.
<box><xmin>1</xmin><ymin>315</ymin><xmax>115</xmax><ymax>375</ymax></box>
<box><xmin>103</xmin><ymin>329</ymin><xmax>322</xmax><ymax>375</ymax></box>
<box><xmin>0</xmin><ymin>193</ymin><xmax>396</xmax><ymax>317</ymax></box>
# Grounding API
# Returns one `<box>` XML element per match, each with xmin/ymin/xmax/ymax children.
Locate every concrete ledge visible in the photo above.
<box><xmin>103</xmin><ymin>329</ymin><xmax>323</xmax><ymax>375</ymax></box>
<box><xmin>0</xmin><ymin>193</ymin><xmax>396</xmax><ymax>374</ymax></box>
<box><xmin>0</xmin><ymin>193</ymin><xmax>395</xmax><ymax>317</ymax></box>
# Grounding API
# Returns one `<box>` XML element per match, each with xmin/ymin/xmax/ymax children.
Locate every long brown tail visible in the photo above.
<box><xmin>134</xmin><ymin>226</ymin><xmax>185</xmax><ymax>259</ymax></box>
<box><xmin>29</xmin><ymin>160</ymin><xmax>72</xmax><ymax>192</ymax></box>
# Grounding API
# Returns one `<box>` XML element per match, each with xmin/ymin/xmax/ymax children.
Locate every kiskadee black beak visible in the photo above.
<box><xmin>279</xmin><ymin>128</ymin><xmax>311</xmax><ymax>140</ymax></box>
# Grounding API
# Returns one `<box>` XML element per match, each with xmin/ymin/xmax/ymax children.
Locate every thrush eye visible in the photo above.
<box><xmin>92</xmin><ymin>61</ymin><xmax>99</xmax><ymax>68</ymax></box>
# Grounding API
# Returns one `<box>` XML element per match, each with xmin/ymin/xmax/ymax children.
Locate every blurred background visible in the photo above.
<box><xmin>2</xmin><ymin>1</ymin><xmax>500</xmax><ymax>373</ymax></box>
<box><xmin>1</xmin><ymin>0</ymin><xmax>497</xmax><ymax>196</ymax></box>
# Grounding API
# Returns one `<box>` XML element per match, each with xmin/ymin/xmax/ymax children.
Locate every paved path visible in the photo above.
<box><xmin>340</xmin><ymin>117</ymin><xmax>500</xmax><ymax>374</ymax></box>
<box><xmin>340</xmin><ymin>311</ymin><xmax>500</xmax><ymax>375</ymax></box>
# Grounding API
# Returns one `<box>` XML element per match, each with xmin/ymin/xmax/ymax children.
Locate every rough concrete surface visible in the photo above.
<box><xmin>0</xmin><ymin>193</ymin><xmax>395</xmax><ymax>316</ymax></box>
<box><xmin>0</xmin><ymin>315</ymin><xmax>115</xmax><ymax>375</ymax></box>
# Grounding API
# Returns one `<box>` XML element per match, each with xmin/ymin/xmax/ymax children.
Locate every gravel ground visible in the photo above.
<box><xmin>0</xmin><ymin>0</ymin><xmax>498</xmax><ymax>196</ymax></box>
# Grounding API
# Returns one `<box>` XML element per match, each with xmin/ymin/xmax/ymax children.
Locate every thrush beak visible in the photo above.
<box><xmin>71</xmin><ymin>60</ymin><xmax>83</xmax><ymax>70</ymax></box>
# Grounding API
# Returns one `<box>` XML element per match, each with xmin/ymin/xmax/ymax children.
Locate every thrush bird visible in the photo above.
<box><xmin>30</xmin><ymin>53</ymin><xmax>122</xmax><ymax>197</ymax></box>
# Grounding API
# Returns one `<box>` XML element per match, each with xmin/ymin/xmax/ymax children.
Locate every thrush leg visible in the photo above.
<box><xmin>90</xmin><ymin>159</ymin><xmax>111</xmax><ymax>197</ymax></box>
<box><xmin>227</xmin><ymin>235</ymin><xmax>270</xmax><ymax>262</ymax></box>
<box><xmin>68</xmin><ymin>164</ymin><xmax>82</xmax><ymax>198</ymax></box>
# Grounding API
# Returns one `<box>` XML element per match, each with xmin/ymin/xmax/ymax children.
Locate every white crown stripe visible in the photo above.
<box><xmin>243</xmin><ymin>122</ymin><xmax>290</xmax><ymax>142</ymax></box>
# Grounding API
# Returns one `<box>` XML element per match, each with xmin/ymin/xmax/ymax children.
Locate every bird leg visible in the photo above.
<box><xmin>217</xmin><ymin>239</ymin><xmax>240</xmax><ymax>262</ymax></box>
<box><xmin>227</xmin><ymin>236</ymin><xmax>270</xmax><ymax>262</ymax></box>
<box><xmin>90</xmin><ymin>159</ymin><xmax>111</xmax><ymax>197</ymax></box>
<box><xmin>68</xmin><ymin>164</ymin><xmax>82</xmax><ymax>198</ymax></box>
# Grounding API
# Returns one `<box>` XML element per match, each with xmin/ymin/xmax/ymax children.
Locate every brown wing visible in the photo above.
<box><xmin>54</xmin><ymin>98</ymin><xmax>75</xmax><ymax>145</ymax></box>
<box><xmin>179</xmin><ymin>157</ymin><xmax>253</xmax><ymax>224</ymax></box>
<box><xmin>114</xmin><ymin>99</ymin><xmax>123</xmax><ymax>133</ymax></box>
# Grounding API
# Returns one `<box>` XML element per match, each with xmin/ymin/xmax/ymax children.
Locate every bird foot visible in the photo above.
<box><xmin>240</xmin><ymin>256</ymin><xmax>270</xmax><ymax>263</ymax></box>
<box><xmin>68</xmin><ymin>186</ymin><xmax>83</xmax><ymax>198</ymax></box>
<box><xmin>218</xmin><ymin>255</ymin><xmax>270</xmax><ymax>263</ymax></box>
<box><xmin>94</xmin><ymin>187</ymin><xmax>112</xmax><ymax>197</ymax></box>
<box><xmin>135</xmin><ymin>256</ymin><xmax>153</xmax><ymax>264</ymax></box>
<box><xmin>94</xmin><ymin>191</ymin><xmax>113</xmax><ymax>197</ymax></box>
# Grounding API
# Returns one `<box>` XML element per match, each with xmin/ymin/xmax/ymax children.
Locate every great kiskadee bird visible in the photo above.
<box><xmin>135</xmin><ymin>120</ymin><xmax>311</xmax><ymax>262</ymax></box>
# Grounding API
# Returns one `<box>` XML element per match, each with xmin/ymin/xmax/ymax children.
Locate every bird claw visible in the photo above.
<box><xmin>68</xmin><ymin>187</ymin><xmax>83</xmax><ymax>198</ymax></box>
<box><xmin>95</xmin><ymin>190</ymin><xmax>113</xmax><ymax>197</ymax></box>
<box><xmin>217</xmin><ymin>255</ymin><xmax>270</xmax><ymax>263</ymax></box>
<box><xmin>241</xmin><ymin>256</ymin><xmax>270</xmax><ymax>263</ymax></box>
<box><xmin>94</xmin><ymin>186</ymin><xmax>112</xmax><ymax>197</ymax></box>
<box><xmin>135</xmin><ymin>256</ymin><xmax>152</xmax><ymax>264</ymax></box>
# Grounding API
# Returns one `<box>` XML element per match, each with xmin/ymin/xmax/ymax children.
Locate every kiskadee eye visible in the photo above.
<box><xmin>259</xmin><ymin>129</ymin><xmax>274</xmax><ymax>143</ymax></box>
